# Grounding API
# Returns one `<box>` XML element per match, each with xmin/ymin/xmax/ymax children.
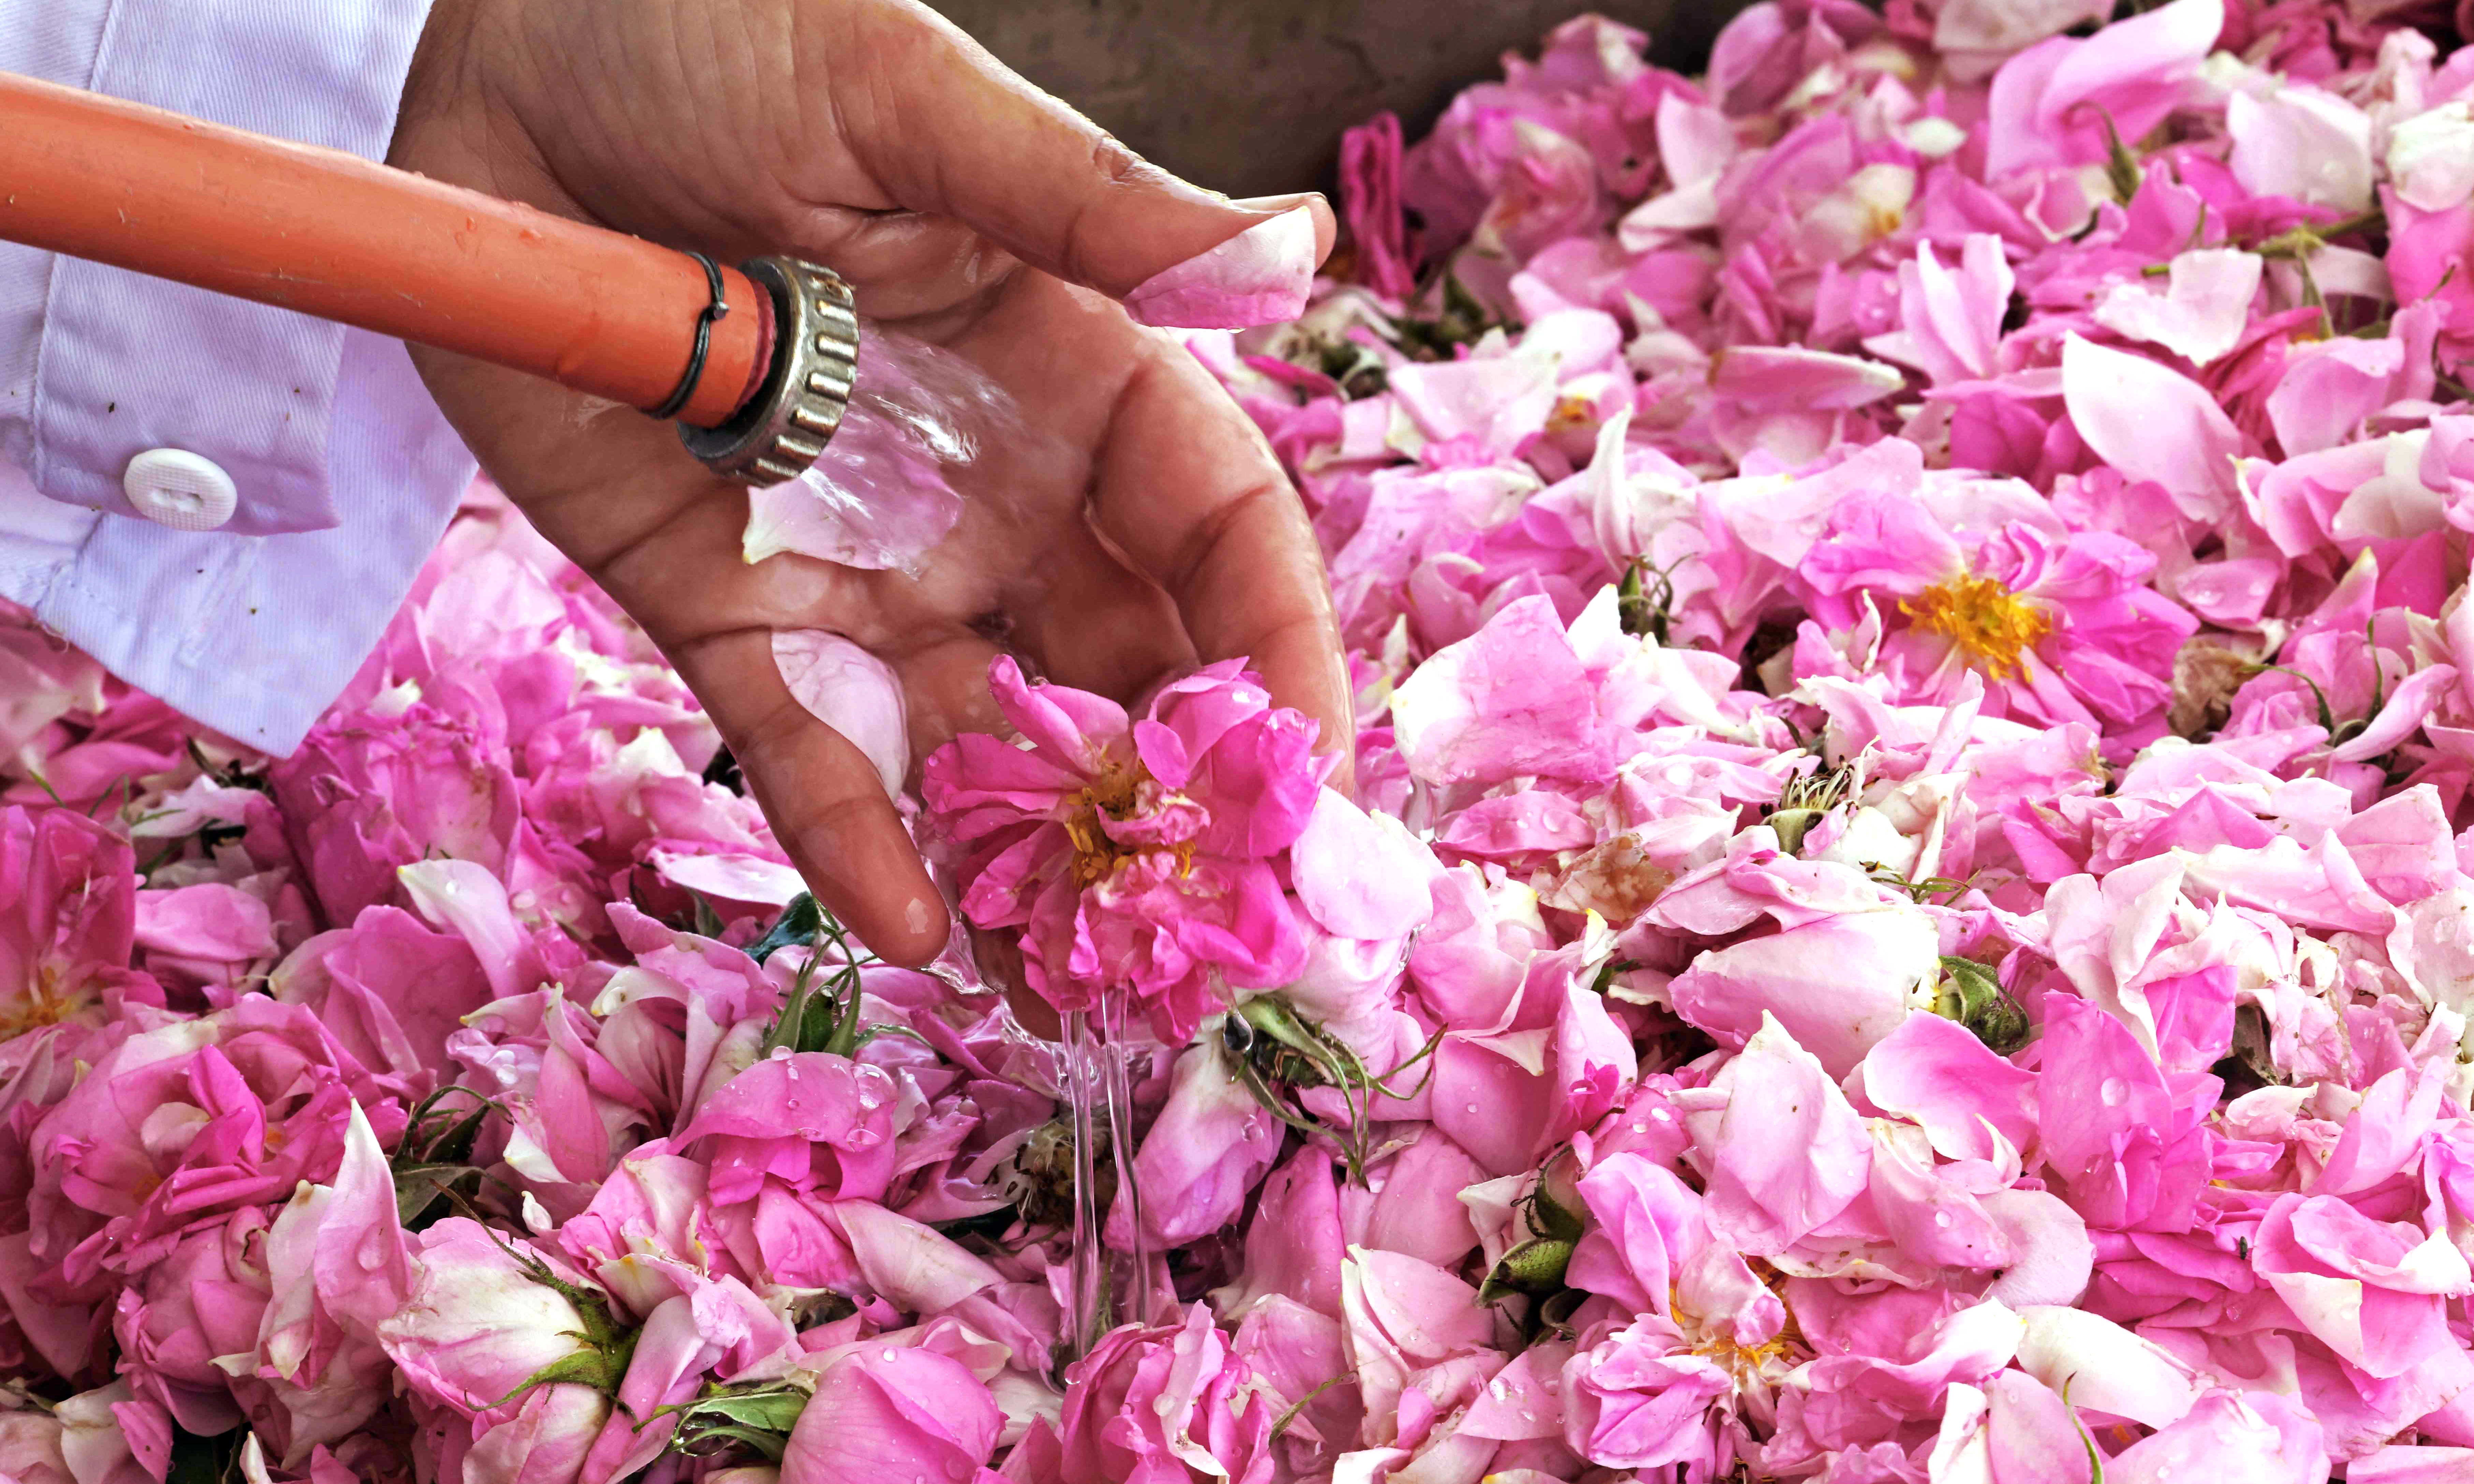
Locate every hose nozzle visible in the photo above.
<box><xmin>679</xmin><ymin>257</ymin><xmax>861</xmax><ymax>485</ymax></box>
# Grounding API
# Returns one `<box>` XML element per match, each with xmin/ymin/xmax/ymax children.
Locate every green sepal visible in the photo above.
<box><xmin>165</xmin><ymin>1424</ymin><xmax>244</xmax><ymax>1484</ymax></box>
<box><xmin>1478</xmin><ymin>1236</ymin><xmax>1576</xmax><ymax>1305</ymax></box>
<box><xmin>648</xmin><ymin>1380</ymin><xmax>814</xmax><ymax>1461</ymax></box>
<box><xmin>2096</xmin><ymin>108</ymin><xmax>2141</xmax><ymax>204</ymax></box>
<box><xmin>391</xmin><ymin>1089</ymin><xmax>505</xmax><ymax>1229</ymax></box>
<box><xmin>1766</xmin><ymin>806</ymin><xmax>1821</xmax><ymax>856</ymax></box>
<box><xmin>497</xmin><ymin>1340</ymin><xmax>634</xmax><ymax>1404</ymax></box>
<box><xmin>1523</xmin><ymin>1175</ymin><xmax>1586</xmax><ymax>1244</ymax></box>
<box><xmin>1394</xmin><ymin>273</ymin><xmax>1510</xmax><ymax>362</ymax></box>
<box><xmin>1933</xmin><ymin>955</ymin><xmax>2030</xmax><ymax>1055</ymax></box>
<box><xmin>756</xmin><ymin>896</ymin><xmax>869</xmax><ymax>1059</ymax></box>
<box><xmin>472</xmin><ymin>1234</ymin><xmax>646</xmax><ymax>1413</ymax></box>
<box><xmin>392</xmin><ymin>1161</ymin><xmax>484</xmax><ymax>1231</ymax></box>
<box><xmin>1223</xmin><ymin>995</ymin><xmax>1412</xmax><ymax>1184</ymax></box>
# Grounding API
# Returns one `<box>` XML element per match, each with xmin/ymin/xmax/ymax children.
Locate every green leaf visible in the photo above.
<box><xmin>747</xmin><ymin>894</ymin><xmax>824</xmax><ymax>966</ymax></box>
<box><xmin>1316</xmin><ymin>339</ymin><xmax>1389</xmax><ymax>399</ymax></box>
<box><xmin>1534</xmin><ymin>1285</ymin><xmax>1590</xmax><ymax>1336</ymax></box>
<box><xmin>518</xmin><ymin>1344</ymin><xmax>633</xmax><ymax>1396</ymax></box>
<box><xmin>685</xmin><ymin>1423</ymin><xmax>794</xmax><ymax>1459</ymax></box>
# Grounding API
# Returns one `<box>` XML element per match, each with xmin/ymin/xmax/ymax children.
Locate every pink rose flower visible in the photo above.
<box><xmin>375</xmin><ymin>1219</ymin><xmax>624</xmax><ymax>1428</ymax></box>
<box><xmin>1056</xmin><ymin>1305</ymin><xmax>1279</xmax><ymax>1484</ymax></box>
<box><xmin>925</xmin><ymin>657</ymin><xmax>1321</xmax><ymax>1042</ymax></box>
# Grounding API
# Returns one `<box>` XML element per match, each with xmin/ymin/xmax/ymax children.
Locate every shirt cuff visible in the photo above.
<box><xmin>0</xmin><ymin>328</ymin><xmax>477</xmax><ymax>755</ymax></box>
<box><xmin>28</xmin><ymin>0</ymin><xmax>437</xmax><ymax>536</ymax></box>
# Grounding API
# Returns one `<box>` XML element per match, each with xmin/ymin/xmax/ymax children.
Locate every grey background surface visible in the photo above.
<box><xmin>925</xmin><ymin>0</ymin><xmax>1756</xmax><ymax>199</ymax></box>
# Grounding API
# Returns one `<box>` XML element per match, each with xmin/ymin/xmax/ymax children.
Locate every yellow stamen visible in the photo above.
<box><xmin>1546</xmin><ymin>393</ymin><xmax>1597</xmax><ymax>432</ymax></box>
<box><xmin>1902</xmin><ymin>573</ymin><xmax>2053</xmax><ymax>682</ymax></box>
<box><xmin>1062</xmin><ymin>765</ymin><xmax>1147</xmax><ymax>888</ymax></box>
<box><xmin>0</xmin><ymin>963</ymin><xmax>87</xmax><ymax>1043</ymax></box>
<box><xmin>1672</xmin><ymin>1275</ymin><xmax>1800</xmax><ymax>1370</ymax></box>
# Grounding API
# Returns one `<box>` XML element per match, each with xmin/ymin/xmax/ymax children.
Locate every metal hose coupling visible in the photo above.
<box><xmin>679</xmin><ymin>256</ymin><xmax>860</xmax><ymax>485</ymax></box>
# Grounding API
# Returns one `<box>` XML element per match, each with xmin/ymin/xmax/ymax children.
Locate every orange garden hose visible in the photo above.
<box><xmin>0</xmin><ymin>71</ymin><xmax>775</xmax><ymax>431</ymax></box>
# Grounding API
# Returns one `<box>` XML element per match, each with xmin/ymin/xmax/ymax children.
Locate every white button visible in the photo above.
<box><xmin>122</xmin><ymin>449</ymin><xmax>237</xmax><ymax>532</ymax></box>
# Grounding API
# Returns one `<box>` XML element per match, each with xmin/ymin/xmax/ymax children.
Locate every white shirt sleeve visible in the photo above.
<box><xmin>0</xmin><ymin>0</ymin><xmax>477</xmax><ymax>755</ymax></box>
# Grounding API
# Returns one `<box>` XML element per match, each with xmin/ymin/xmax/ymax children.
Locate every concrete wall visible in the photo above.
<box><xmin>925</xmin><ymin>0</ymin><xmax>1753</xmax><ymax>199</ymax></box>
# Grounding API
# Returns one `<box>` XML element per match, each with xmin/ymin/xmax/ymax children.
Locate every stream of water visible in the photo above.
<box><xmin>798</xmin><ymin>325</ymin><xmax>1144</xmax><ymax>1360</ymax></box>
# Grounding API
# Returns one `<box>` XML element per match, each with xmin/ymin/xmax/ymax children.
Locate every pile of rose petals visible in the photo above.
<box><xmin>15</xmin><ymin>2</ymin><xmax>2474</xmax><ymax>1481</ymax></box>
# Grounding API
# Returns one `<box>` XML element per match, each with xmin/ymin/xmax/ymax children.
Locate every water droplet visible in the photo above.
<box><xmin>1934</xmin><ymin>1211</ymin><xmax>1952</xmax><ymax>1227</ymax></box>
<box><xmin>1465</xmin><ymin>1103</ymin><xmax>1481</xmax><ymax>1114</ymax></box>
<box><xmin>786</xmin><ymin>1062</ymin><xmax>801</xmax><ymax>1082</ymax></box>
<box><xmin>1519</xmin><ymin>1409</ymin><xmax>1536</xmax><ymax>1422</ymax></box>
<box><xmin>2099</xmin><ymin>1077</ymin><xmax>2127</xmax><ymax>1107</ymax></box>
<box><xmin>1632</xmin><ymin>1121</ymin><xmax>1650</xmax><ymax>1133</ymax></box>
<box><xmin>882</xmin><ymin>1348</ymin><xmax>899</xmax><ymax>1362</ymax></box>
<box><xmin>1651</xmin><ymin>1108</ymin><xmax>1672</xmax><ymax>1121</ymax></box>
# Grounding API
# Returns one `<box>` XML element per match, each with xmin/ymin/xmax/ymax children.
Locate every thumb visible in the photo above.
<box><xmin>835</xmin><ymin>3</ymin><xmax>1336</xmax><ymax>297</ymax></box>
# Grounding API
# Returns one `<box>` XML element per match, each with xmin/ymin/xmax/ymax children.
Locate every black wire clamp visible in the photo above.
<box><xmin>651</xmin><ymin>249</ymin><xmax>730</xmax><ymax>421</ymax></box>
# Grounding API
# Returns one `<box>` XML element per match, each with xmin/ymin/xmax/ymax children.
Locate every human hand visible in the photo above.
<box><xmin>386</xmin><ymin>0</ymin><xmax>1354</xmax><ymax>968</ymax></box>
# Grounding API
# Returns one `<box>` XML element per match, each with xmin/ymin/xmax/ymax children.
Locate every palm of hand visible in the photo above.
<box><xmin>387</xmin><ymin>0</ymin><xmax>1350</xmax><ymax>966</ymax></box>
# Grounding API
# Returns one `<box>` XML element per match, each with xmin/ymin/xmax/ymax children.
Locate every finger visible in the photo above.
<box><xmin>1085</xmin><ymin>335</ymin><xmax>1356</xmax><ymax>786</ymax></box>
<box><xmin>826</xmin><ymin>2</ymin><xmax>1335</xmax><ymax>295</ymax></box>
<box><xmin>673</xmin><ymin>627</ymin><xmax>953</xmax><ymax>967</ymax></box>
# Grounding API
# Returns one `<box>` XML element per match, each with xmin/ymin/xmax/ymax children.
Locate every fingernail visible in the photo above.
<box><xmin>1125</xmin><ymin>208</ymin><xmax>1319</xmax><ymax>331</ymax></box>
<box><xmin>1231</xmin><ymin>192</ymin><xmax>1325</xmax><ymax>216</ymax></box>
